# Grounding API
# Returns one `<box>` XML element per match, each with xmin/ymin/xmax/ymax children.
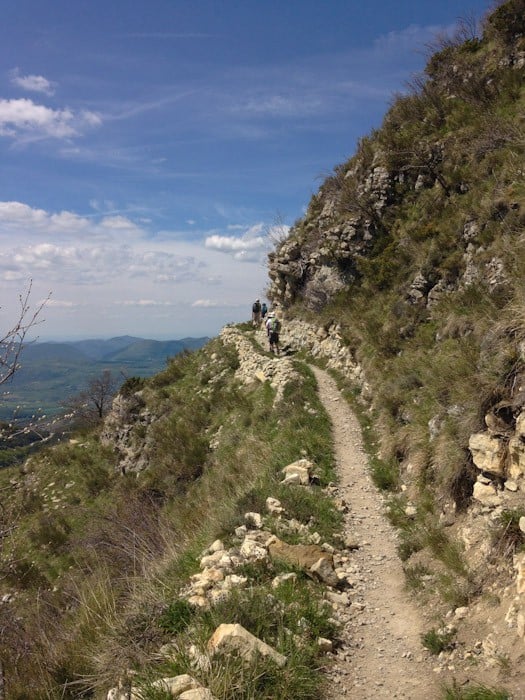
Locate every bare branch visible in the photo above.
<box><xmin>0</xmin><ymin>280</ymin><xmax>51</xmax><ymax>386</ymax></box>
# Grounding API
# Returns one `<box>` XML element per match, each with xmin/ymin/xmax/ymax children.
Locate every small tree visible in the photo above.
<box><xmin>65</xmin><ymin>369</ymin><xmax>118</xmax><ymax>427</ymax></box>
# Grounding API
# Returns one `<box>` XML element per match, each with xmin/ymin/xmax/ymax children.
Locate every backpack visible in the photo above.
<box><xmin>270</xmin><ymin>318</ymin><xmax>281</xmax><ymax>333</ymax></box>
<box><xmin>252</xmin><ymin>301</ymin><xmax>261</xmax><ymax>313</ymax></box>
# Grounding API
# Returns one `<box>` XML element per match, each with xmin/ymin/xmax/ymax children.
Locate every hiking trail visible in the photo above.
<box><xmin>312</xmin><ymin>366</ymin><xmax>447</xmax><ymax>699</ymax></box>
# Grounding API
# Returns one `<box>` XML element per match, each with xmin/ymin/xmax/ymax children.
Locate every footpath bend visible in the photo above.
<box><xmin>312</xmin><ymin>366</ymin><xmax>445</xmax><ymax>699</ymax></box>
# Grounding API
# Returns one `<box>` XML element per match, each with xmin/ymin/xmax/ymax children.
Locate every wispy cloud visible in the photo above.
<box><xmin>9</xmin><ymin>68</ymin><xmax>56</xmax><ymax>96</ymax></box>
<box><xmin>192</xmin><ymin>299</ymin><xmax>241</xmax><ymax>308</ymax></box>
<box><xmin>124</xmin><ymin>32</ymin><xmax>215</xmax><ymax>39</ymax></box>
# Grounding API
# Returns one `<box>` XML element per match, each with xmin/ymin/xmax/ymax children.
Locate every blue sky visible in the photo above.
<box><xmin>0</xmin><ymin>0</ymin><xmax>492</xmax><ymax>340</ymax></box>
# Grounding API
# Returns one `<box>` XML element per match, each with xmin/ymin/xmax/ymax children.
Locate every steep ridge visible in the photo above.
<box><xmin>265</xmin><ymin>1</ymin><xmax>525</xmax><ymax>693</ymax></box>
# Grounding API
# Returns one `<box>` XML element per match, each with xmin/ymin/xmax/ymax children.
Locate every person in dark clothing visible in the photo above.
<box><xmin>252</xmin><ymin>298</ymin><xmax>262</xmax><ymax>326</ymax></box>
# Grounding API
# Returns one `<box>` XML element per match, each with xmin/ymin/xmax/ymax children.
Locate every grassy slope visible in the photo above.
<box><xmin>0</xmin><ymin>332</ymin><xmax>341</xmax><ymax>699</ymax></box>
<box><xmin>275</xmin><ymin>3</ymin><xmax>525</xmax><ymax>515</ymax></box>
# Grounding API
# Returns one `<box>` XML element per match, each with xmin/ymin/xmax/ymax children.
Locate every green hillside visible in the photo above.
<box><xmin>1</xmin><ymin>2</ymin><xmax>525</xmax><ymax>698</ymax></box>
<box><xmin>0</xmin><ymin>336</ymin><xmax>209</xmax><ymax>420</ymax></box>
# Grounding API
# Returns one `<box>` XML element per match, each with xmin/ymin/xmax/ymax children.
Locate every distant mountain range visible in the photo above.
<box><xmin>1</xmin><ymin>335</ymin><xmax>209</xmax><ymax>420</ymax></box>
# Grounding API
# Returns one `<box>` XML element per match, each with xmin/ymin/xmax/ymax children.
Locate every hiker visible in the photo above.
<box><xmin>252</xmin><ymin>298</ymin><xmax>262</xmax><ymax>326</ymax></box>
<box><xmin>268</xmin><ymin>314</ymin><xmax>281</xmax><ymax>355</ymax></box>
<box><xmin>261</xmin><ymin>301</ymin><xmax>268</xmax><ymax>319</ymax></box>
<box><xmin>265</xmin><ymin>311</ymin><xmax>274</xmax><ymax>336</ymax></box>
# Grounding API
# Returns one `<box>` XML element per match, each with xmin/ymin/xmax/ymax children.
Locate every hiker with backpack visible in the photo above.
<box><xmin>268</xmin><ymin>313</ymin><xmax>281</xmax><ymax>355</ymax></box>
<box><xmin>261</xmin><ymin>301</ymin><xmax>268</xmax><ymax>320</ymax></box>
<box><xmin>252</xmin><ymin>298</ymin><xmax>262</xmax><ymax>326</ymax></box>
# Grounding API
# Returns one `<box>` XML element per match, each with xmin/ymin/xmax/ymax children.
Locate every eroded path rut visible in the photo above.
<box><xmin>312</xmin><ymin>366</ymin><xmax>445</xmax><ymax>699</ymax></box>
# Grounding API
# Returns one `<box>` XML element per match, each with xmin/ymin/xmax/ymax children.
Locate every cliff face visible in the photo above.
<box><xmin>268</xmin><ymin>3</ymin><xmax>525</xmax><ymax>312</ymax></box>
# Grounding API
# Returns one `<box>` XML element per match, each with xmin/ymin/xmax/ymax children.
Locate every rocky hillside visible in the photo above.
<box><xmin>269</xmin><ymin>0</ymin><xmax>525</xmax><ymax>572</ymax></box>
<box><xmin>267</xmin><ymin>0</ymin><xmax>525</xmax><ymax>684</ymax></box>
<box><xmin>2</xmin><ymin>2</ymin><xmax>525</xmax><ymax>698</ymax></box>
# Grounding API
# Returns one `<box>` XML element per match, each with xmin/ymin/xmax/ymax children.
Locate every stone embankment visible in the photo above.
<box><xmin>219</xmin><ymin>325</ymin><xmax>298</xmax><ymax>403</ymax></box>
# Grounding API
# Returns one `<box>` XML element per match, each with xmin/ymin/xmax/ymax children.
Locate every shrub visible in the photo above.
<box><xmin>422</xmin><ymin>626</ymin><xmax>456</xmax><ymax>654</ymax></box>
<box><xmin>443</xmin><ymin>680</ymin><xmax>511</xmax><ymax>699</ymax></box>
<box><xmin>491</xmin><ymin>508</ymin><xmax>525</xmax><ymax>558</ymax></box>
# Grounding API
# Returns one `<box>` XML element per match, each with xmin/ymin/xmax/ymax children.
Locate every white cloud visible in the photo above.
<box><xmin>10</xmin><ymin>68</ymin><xmax>56</xmax><ymax>96</ymax></box>
<box><xmin>46</xmin><ymin>298</ymin><xmax>77</xmax><ymax>308</ymax></box>
<box><xmin>114</xmin><ymin>299</ymin><xmax>176</xmax><ymax>307</ymax></box>
<box><xmin>0</xmin><ymin>98</ymin><xmax>101</xmax><ymax>141</ymax></box>
<box><xmin>192</xmin><ymin>299</ymin><xmax>242</xmax><ymax>308</ymax></box>
<box><xmin>205</xmin><ymin>232</ymin><xmax>266</xmax><ymax>254</ymax></box>
<box><xmin>192</xmin><ymin>299</ymin><xmax>219</xmax><ymax>308</ymax></box>
<box><xmin>0</xmin><ymin>200</ymin><xmax>270</xmax><ymax>338</ymax></box>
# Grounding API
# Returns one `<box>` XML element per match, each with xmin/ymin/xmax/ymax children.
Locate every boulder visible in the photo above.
<box><xmin>310</xmin><ymin>556</ymin><xmax>339</xmax><ymax>587</ymax></box>
<box><xmin>266</xmin><ymin>497</ymin><xmax>285</xmax><ymax>515</ymax></box>
<box><xmin>317</xmin><ymin>637</ymin><xmax>333</xmax><ymax>653</ymax></box>
<box><xmin>268</xmin><ymin>537</ymin><xmax>333</xmax><ymax>570</ymax></box>
<box><xmin>271</xmin><ymin>572</ymin><xmax>297</xmax><ymax>588</ymax></box>
<box><xmin>468</xmin><ymin>433</ymin><xmax>507</xmax><ymax>476</ymax></box>
<box><xmin>240</xmin><ymin>538</ymin><xmax>268</xmax><ymax>561</ymax></box>
<box><xmin>516</xmin><ymin>412</ymin><xmax>525</xmax><ymax>439</ymax></box>
<box><xmin>472</xmin><ymin>481</ymin><xmax>502</xmax><ymax>507</ymax></box>
<box><xmin>244</xmin><ymin>512</ymin><xmax>263</xmax><ymax>529</ymax></box>
<box><xmin>281</xmin><ymin>458</ymin><xmax>313</xmax><ymax>485</ymax></box>
<box><xmin>208</xmin><ymin>623</ymin><xmax>286</xmax><ymax>668</ymax></box>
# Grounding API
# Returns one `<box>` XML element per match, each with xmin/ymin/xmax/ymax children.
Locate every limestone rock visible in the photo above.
<box><xmin>310</xmin><ymin>556</ymin><xmax>339</xmax><ymax>587</ymax></box>
<box><xmin>516</xmin><ymin>412</ymin><xmax>525</xmax><ymax>439</ymax></box>
<box><xmin>268</xmin><ymin>537</ymin><xmax>332</xmax><ymax>570</ymax></box>
<box><xmin>240</xmin><ymin>537</ymin><xmax>268</xmax><ymax>561</ymax></box>
<box><xmin>271</xmin><ymin>572</ymin><xmax>297</xmax><ymax>588</ymax></box>
<box><xmin>150</xmin><ymin>674</ymin><xmax>201</xmax><ymax>695</ymax></box>
<box><xmin>317</xmin><ymin>637</ymin><xmax>333</xmax><ymax>653</ymax></box>
<box><xmin>179</xmin><ymin>690</ymin><xmax>217</xmax><ymax>700</ymax></box>
<box><xmin>509</xmin><ymin>436</ymin><xmax>525</xmax><ymax>479</ymax></box>
<box><xmin>266</xmin><ymin>497</ymin><xmax>285</xmax><ymax>515</ymax></box>
<box><xmin>208</xmin><ymin>623</ymin><xmax>286</xmax><ymax>668</ymax></box>
<box><xmin>281</xmin><ymin>458</ymin><xmax>313</xmax><ymax>485</ymax></box>
<box><xmin>472</xmin><ymin>481</ymin><xmax>502</xmax><ymax>507</ymax></box>
<box><xmin>468</xmin><ymin>433</ymin><xmax>506</xmax><ymax>476</ymax></box>
<box><xmin>244</xmin><ymin>512</ymin><xmax>263</xmax><ymax>529</ymax></box>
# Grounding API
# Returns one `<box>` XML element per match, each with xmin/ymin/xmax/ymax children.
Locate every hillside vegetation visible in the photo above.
<box><xmin>269</xmin><ymin>0</ymin><xmax>525</xmax><ymax>517</ymax></box>
<box><xmin>0</xmin><ymin>332</ymin><xmax>343</xmax><ymax>698</ymax></box>
<box><xmin>0</xmin><ymin>336</ymin><xmax>208</xmax><ymax>421</ymax></box>
<box><xmin>1</xmin><ymin>2</ymin><xmax>525</xmax><ymax>698</ymax></box>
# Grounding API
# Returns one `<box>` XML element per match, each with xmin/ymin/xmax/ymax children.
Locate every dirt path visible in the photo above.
<box><xmin>312</xmin><ymin>366</ymin><xmax>447</xmax><ymax>700</ymax></box>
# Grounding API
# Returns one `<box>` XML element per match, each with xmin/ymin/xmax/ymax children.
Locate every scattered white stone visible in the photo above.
<box><xmin>245</xmin><ymin>512</ymin><xmax>263</xmax><ymax>529</ymax></box>
<box><xmin>266</xmin><ymin>497</ymin><xmax>285</xmax><ymax>515</ymax></box>
<box><xmin>150</xmin><ymin>675</ymin><xmax>201</xmax><ymax>695</ymax></box>
<box><xmin>208</xmin><ymin>623</ymin><xmax>286</xmax><ymax>668</ymax></box>
<box><xmin>281</xmin><ymin>458</ymin><xmax>313</xmax><ymax>485</ymax></box>
<box><xmin>271</xmin><ymin>573</ymin><xmax>297</xmax><ymax>589</ymax></box>
<box><xmin>208</xmin><ymin>539</ymin><xmax>225</xmax><ymax>553</ymax></box>
<box><xmin>240</xmin><ymin>538</ymin><xmax>267</xmax><ymax>561</ymax></box>
<box><xmin>317</xmin><ymin>637</ymin><xmax>333</xmax><ymax>653</ymax></box>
